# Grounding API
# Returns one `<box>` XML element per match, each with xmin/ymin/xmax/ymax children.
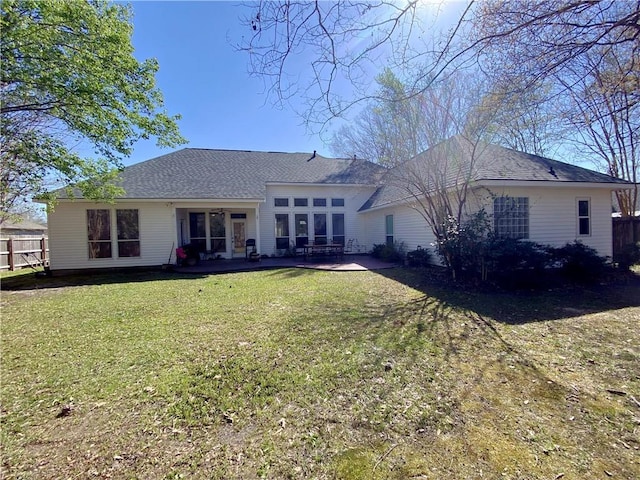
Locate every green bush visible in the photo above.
<box><xmin>371</xmin><ymin>241</ymin><xmax>406</xmax><ymax>262</ymax></box>
<box><xmin>550</xmin><ymin>241</ymin><xmax>610</xmax><ymax>283</ymax></box>
<box><xmin>483</xmin><ymin>237</ymin><xmax>551</xmax><ymax>288</ymax></box>
<box><xmin>615</xmin><ymin>242</ymin><xmax>640</xmax><ymax>270</ymax></box>
<box><xmin>406</xmin><ymin>247</ymin><xmax>432</xmax><ymax>267</ymax></box>
<box><xmin>432</xmin><ymin>211</ymin><xmax>491</xmax><ymax>280</ymax></box>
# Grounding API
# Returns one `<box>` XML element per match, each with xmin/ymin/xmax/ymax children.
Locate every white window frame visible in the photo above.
<box><xmin>577</xmin><ymin>198</ymin><xmax>591</xmax><ymax>236</ymax></box>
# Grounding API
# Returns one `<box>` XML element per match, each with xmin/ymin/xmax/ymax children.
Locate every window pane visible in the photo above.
<box><xmin>117</xmin><ymin>209</ymin><xmax>138</xmax><ymax>240</ymax></box>
<box><xmin>211</xmin><ymin>238</ymin><xmax>226</xmax><ymax>252</ymax></box>
<box><xmin>209</xmin><ymin>212</ymin><xmax>226</xmax><ymax>238</ymax></box>
<box><xmin>314</xmin><ymin>214</ymin><xmax>327</xmax><ymax>235</ymax></box>
<box><xmin>189</xmin><ymin>212</ymin><xmax>206</xmax><ymax>238</ymax></box>
<box><xmin>332</xmin><ymin>214</ymin><xmax>344</xmax><ymax>235</ymax></box>
<box><xmin>275</xmin><ymin>214</ymin><xmax>289</xmax><ymax>237</ymax></box>
<box><xmin>331</xmin><ymin>198</ymin><xmax>345</xmax><ymax>207</ymax></box>
<box><xmin>295</xmin><ymin>214</ymin><xmax>308</xmax><ymax>236</ymax></box>
<box><xmin>313</xmin><ymin>198</ymin><xmax>327</xmax><ymax>207</ymax></box>
<box><xmin>579</xmin><ymin>217</ymin><xmax>590</xmax><ymax>235</ymax></box>
<box><xmin>493</xmin><ymin>197</ymin><xmax>529</xmax><ymax>239</ymax></box>
<box><xmin>118</xmin><ymin>241</ymin><xmax>140</xmax><ymax>257</ymax></box>
<box><xmin>88</xmin><ymin>209</ymin><xmax>112</xmax><ymax>259</ymax></box>
<box><xmin>295</xmin><ymin>214</ymin><xmax>308</xmax><ymax>247</ymax></box>
<box><xmin>274</xmin><ymin>198</ymin><xmax>289</xmax><ymax>207</ymax></box>
<box><xmin>385</xmin><ymin>215</ymin><xmax>394</xmax><ymax>235</ymax></box>
<box><xmin>89</xmin><ymin>241</ymin><xmax>112</xmax><ymax>259</ymax></box>
<box><xmin>294</xmin><ymin>198</ymin><xmax>308</xmax><ymax>207</ymax></box>
<box><xmin>87</xmin><ymin>209</ymin><xmax>111</xmax><ymax>241</ymax></box>
<box><xmin>578</xmin><ymin>200</ymin><xmax>589</xmax><ymax>217</ymax></box>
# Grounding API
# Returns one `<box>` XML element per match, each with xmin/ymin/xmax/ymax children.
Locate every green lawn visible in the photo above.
<box><xmin>1</xmin><ymin>268</ymin><xmax>639</xmax><ymax>479</ymax></box>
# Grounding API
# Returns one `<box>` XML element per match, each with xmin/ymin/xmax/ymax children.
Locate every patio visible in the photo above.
<box><xmin>174</xmin><ymin>254</ymin><xmax>398</xmax><ymax>274</ymax></box>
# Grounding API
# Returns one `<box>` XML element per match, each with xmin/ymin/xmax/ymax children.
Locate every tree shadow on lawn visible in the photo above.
<box><xmin>376</xmin><ymin>266</ymin><xmax>640</xmax><ymax>325</ymax></box>
<box><xmin>0</xmin><ymin>269</ymin><xmax>211</xmax><ymax>291</ymax></box>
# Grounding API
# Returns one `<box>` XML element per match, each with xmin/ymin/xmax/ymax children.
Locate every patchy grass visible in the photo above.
<box><xmin>1</xmin><ymin>268</ymin><xmax>639</xmax><ymax>479</ymax></box>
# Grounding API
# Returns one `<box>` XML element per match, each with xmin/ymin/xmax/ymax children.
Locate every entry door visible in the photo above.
<box><xmin>232</xmin><ymin>220</ymin><xmax>246</xmax><ymax>255</ymax></box>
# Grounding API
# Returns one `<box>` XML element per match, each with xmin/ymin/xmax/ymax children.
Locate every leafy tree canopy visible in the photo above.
<box><xmin>0</xmin><ymin>0</ymin><xmax>185</xmax><ymax>222</ymax></box>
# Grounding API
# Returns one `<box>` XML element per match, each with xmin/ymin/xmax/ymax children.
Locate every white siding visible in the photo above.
<box><xmin>360</xmin><ymin>206</ymin><xmax>437</xmax><ymax>255</ymax></box>
<box><xmin>261</xmin><ymin>185</ymin><xmax>376</xmax><ymax>255</ymax></box>
<box><xmin>48</xmin><ymin>201</ymin><xmax>176</xmax><ymax>271</ymax></box>
<box><xmin>359</xmin><ymin>185</ymin><xmax>614</xmax><ymax>259</ymax></box>
<box><xmin>480</xmin><ymin>186</ymin><xmax>613</xmax><ymax>257</ymax></box>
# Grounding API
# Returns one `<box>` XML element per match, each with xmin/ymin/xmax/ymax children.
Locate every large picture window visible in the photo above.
<box><xmin>116</xmin><ymin>209</ymin><xmax>140</xmax><ymax>257</ymax></box>
<box><xmin>87</xmin><ymin>209</ymin><xmax>112</xmax><ymax>259</ymax></box>
<box><xmin>494</xmin><ymin>197</ymin><xmax>529</xmax><ymax>239</ymax></box>
<box><xmin>275</xmin><ymin>214</ymin><xmax>290</xmax><ymax>249</ymax></box>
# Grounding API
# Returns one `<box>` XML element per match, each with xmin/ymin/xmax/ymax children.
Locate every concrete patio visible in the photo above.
<box><xmin>173</xmin><ymin>254</ymin><xmax>398</xmax><ymax>274</ymax></box>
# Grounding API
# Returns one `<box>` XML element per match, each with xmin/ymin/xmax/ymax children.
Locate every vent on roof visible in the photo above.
<box><xmin>307</xmin><ymin>150</ymin><xmax>317</xmax><ymax>161</ymax></box>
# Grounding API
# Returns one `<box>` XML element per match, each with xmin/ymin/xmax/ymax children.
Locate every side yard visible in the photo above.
<box><xmin>1</xmin><ymin>268</ymin><xmax>639</xmax><ymax>479</ymax></box>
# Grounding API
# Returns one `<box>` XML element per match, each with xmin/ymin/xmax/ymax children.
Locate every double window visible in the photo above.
<box><xmin>87</xmin><ymin>209</ymin><xmax>140</xmax><ymax>259</ymax></box>
<box><xmin>494</xmin><ymin>197</ymin><xmax>529</xmax><ymax>239</ymax></box>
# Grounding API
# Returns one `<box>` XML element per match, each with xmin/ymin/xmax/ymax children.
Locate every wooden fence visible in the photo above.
<box><xmin>0</xmin><ymin>237</ymin><xmax>49</xmax><ymax>271</ymax></box>
<box><xmin>612</xmin><ymin>217</ymin><xmax>640</xmax><ymax>261</ymax></box>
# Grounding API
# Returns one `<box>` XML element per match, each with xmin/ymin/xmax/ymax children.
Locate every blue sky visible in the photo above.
<box><xmin>125</xmin><ymin>1</ymin><xmax>467</xmax><ymax>166</ymax></box>
<box><xmin>127</xmin><ymin>1</ymin><xmax>326</xmax><ymax>166</ymax></box>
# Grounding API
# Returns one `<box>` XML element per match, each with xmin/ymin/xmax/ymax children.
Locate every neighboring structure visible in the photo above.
<box><xmin>42</xmin><ymin>139</ymin><xmax>634</xmax><ymax>273</ymax></box>
<box><xmin>1</xmin><ymin>218</ymin><xmax>47</xmax><ymax>237</ymax></box>
<box><xmin>0</xmin><ymin>218</ymin><xmax>49</xmax><ymax>271</ymax></box>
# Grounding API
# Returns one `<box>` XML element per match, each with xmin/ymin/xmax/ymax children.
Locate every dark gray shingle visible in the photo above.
<box><xmin>360</xmin><ymin>136</ymin><xmax>632</xmax><ymax>210</ymax></box>
<box><xmin>60</xmin><ymin>149</ymin><xmax>385</xmax><ymax>199</ymax></box>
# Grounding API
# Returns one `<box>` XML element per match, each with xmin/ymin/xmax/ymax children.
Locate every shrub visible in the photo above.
<box><xmin>550</xmin><ymin>241</ymin><xmax>609</xmax><ymax>283</ymax></box>
<box><xmin>406</xmin><ymin>247</ymin><xmax>432</xmax><ymax>267</ymax></box>
<box><xmin>371</xmin><ymin>241</ymin><xmax>406</xmax><ymax>262</ymax></box>
<box><xmin>483</xmin><ymin>237</ymin><xmax>551</xmax><ymax>288</ymax></box>
<box><xmin>432</xmin><ymin>210</ymin><xmax>491</xmax><ymax>280</ymax></box>
<box><xmin>615</xmin><ymin>242</ymin><xmax>640</xmax><ymax>270</ymax></box>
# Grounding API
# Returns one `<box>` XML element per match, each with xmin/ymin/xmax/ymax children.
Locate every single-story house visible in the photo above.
<box><xmin>42</xmin><ymin>137</ymin><xmax>634</xmax><ymax>273</ymax></box>
<box><xmin>1</xmin><ymin>218</ymin><xmax>48</xmax><ymax>238</ymax></box>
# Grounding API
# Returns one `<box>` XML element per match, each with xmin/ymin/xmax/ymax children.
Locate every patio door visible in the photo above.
<box><xmin>232</xmin><ymin>220</ymin><xmax>246</xmax><ymax>256</ymax></box>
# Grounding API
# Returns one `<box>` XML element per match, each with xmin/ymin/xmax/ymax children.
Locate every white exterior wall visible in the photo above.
<box><xmin>260</xmin><ymin>184</ymin><xmax>377</xmax><ymax>255</ymax></box>
<box><xmin>359</xmin><ymin>206</ymin><xmax>436</xmax><ymax>254</ymax></box>
<box><xmin>359</xmin><ymin>184</ymin><xmax>615</xmax><ymax>259</ymax></box>
<box><xmin>47</xmin><ymin>201</ymin><xmax>176</xmax><ymax>271</ymax></box>
<box><xmin>481</xmin><ymin>185</ymin><xmax>614</xmax><ymax>257</ymax></box>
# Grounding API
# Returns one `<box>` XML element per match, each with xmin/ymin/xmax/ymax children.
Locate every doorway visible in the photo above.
<box><xmin>232</xmin><ymin>220</ymin><xmax>246</xmax><ymax>256</ymax></box>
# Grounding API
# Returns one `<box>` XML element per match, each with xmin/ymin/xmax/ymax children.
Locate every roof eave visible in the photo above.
<box><xmin>477</xmin><ymin>179</ymin><xmax>634</xmax><ymax>189</ymax></box>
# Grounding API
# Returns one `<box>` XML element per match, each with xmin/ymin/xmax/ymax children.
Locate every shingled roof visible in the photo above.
<box><xmin>360</xmin><ymin>136</ymin><xmax>632</xmax><ymax>211</ymax></box>
<box><xmin>59</xmin><ymin>149</ymin><xmax>385</xmax><ymax>200</ymax></box>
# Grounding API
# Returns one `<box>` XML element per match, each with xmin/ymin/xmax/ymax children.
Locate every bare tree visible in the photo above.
<box><xmin>558</xmin><ymin>44</ymin><xmax>638</xmax><ymax>216</ymax></box>
<box><xmin>472</xmin><ymin>0</ymin><xmax>639</xmax><ymax>215</ymax></box>
<box><xmin>238</xmin><ymin>1</ymin><xmax>471</xmax><ymax>126</ymax></box>
<box><xmin>330</xmin><ymin>68</ymin><xmax>428</xmax><ymax>165</ymax></box>
<box><xmin>240</xmin><ymin>0</ymin><xmax>639</xmax><ymax>201</ymax></box>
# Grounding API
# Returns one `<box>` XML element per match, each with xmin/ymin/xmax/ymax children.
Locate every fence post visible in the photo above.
<box><xmin>41</xmin><ymin>237</ymin><xmax>46</xmax><ymax>262</ymax></box>
<box><xmin>8</xmin><ymin>238</ymin><xmax>14</xmax><ymax>271</ymax></box>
